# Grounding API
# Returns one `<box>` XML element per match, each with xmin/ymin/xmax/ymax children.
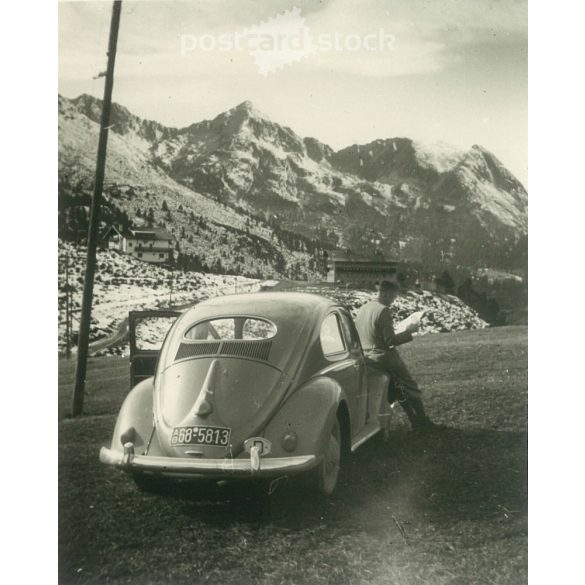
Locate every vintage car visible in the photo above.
<box><xmin>100</xmin><ymin>292</ymin><xmax>393</xmax><ymax>496</ymax></box>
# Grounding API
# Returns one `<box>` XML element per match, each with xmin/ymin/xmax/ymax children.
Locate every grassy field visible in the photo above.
<box><xmin>59</xmin><ymin>326</ymin><xmax>527</xmax><ymax>585</ymax></box>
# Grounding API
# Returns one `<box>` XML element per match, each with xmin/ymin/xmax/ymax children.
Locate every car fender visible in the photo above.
<box><xmin>108</xmin><ymin>377</ymin><xmax>155</xmax><ymax>454</ymax></box>
<box><xmin>262</xmin><ymin>376</ymin><xmax>346</xmax><ymax>459</ymax></box>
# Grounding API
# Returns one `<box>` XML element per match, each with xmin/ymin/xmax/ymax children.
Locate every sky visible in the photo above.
<box><xmin>59</xmin><ymin>0</ymin><xmax>527</xmax><ymax>185</ymax></box>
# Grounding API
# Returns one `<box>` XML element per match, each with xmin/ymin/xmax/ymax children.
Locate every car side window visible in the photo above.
<box><xmin>320</xmin><ymin>313</ymin><xmax>347</xmax><ymax>358</ymax></box>
<box><xmin>338</xmin><ymin>311</ymin><xmax>362</xmax><ymax>354</ymax></box>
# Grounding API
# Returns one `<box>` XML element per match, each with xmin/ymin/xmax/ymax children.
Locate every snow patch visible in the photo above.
<box><xmin>412</xmin><ymin>140</ymin><xmax>467</xmax><ymax>173</ymax></box>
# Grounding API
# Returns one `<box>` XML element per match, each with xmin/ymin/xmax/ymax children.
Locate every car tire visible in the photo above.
<box><xmin>312</xmin><ymin>415</ymin><xmax>342</xmax><ymax>497</ymax></box>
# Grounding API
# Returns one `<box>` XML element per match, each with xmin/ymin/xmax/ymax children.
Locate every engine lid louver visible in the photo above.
<box><xmin>219</xmin><ymin>340</ymin><xmax>272</xmax><ymax>361</ymax></box>
<box><xmin>175</xmin><ymin>340</ymin><xmax>272</xmax><ymax>362</ymax></box>
<box><xmin>174</xmin><ymin>342</ymin><xmax>221</xmax><ymax>361</ymax></box>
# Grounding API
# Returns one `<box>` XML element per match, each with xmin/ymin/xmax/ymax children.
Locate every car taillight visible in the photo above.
<box><xmin>120</xmin><ymin>427</ymin><xmax>136</xmax><ymax>445</ymax></box>
<box><xmin>281</xmin><ymin>431</ymin><xmax>298</xmax><ymax>452</ymax></box>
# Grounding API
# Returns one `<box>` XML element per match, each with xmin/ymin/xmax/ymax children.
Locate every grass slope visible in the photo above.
<box><xmin>59</xmin><ymin>326</ymin><xmax>527</xmax><ymax>585</ymax></box>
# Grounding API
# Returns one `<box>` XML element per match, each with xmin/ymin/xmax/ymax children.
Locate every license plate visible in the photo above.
<box><xmin>171</xmin><ymin>426</ymin><xmax>231</xmax><ymax>447</ymax></box>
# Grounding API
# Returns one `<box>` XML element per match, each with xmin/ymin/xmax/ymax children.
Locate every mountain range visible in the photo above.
<box><xmin>58</xmin><ymin>94</ymin><xmax>528</xmax><ymax>278</ymax></box>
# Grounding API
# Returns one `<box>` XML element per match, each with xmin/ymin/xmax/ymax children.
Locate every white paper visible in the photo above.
<box><xmin>395</xmin><ymin>310</ymin><xmax>425</xmax><ymax>334</ymax></box>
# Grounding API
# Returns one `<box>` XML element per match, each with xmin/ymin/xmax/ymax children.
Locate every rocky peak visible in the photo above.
<box><xmin>330</xmin><ymin>137</ymin><xmax>439</xmax><ymax>185</ymax></box>
<box><xmin>233</xmin><ymin>100</ymin><xmax>258</xmax><ymax>114</ymax></box>
<box><xmin>213</xmin><ymin>100</ymin><xmax>270</xmax><ymax>127</ymax></box>
<box><xmin>303</xmin><ymin>137</ymin><xmax>334</xmax><ymax>163</ymax></box>
<box><xmin>66</xmin><ymin>93</ymin><xmax>175</xmax><ymax>143</ymax></box>
<box><xmin>59</xmin><ymin>93</ymin><xmax>528</xmax><ymax>270</ymax></box>
<box><xmin>455</xmin><ymin>145</ymin><xmax>527</xmax><ymax>197</ymax></box>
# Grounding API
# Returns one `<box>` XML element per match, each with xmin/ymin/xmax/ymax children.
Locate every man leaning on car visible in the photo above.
<box><xmin>354</xmin><ymin>280</ymin><xmax>445</xmax><ymax>432</ymax></box>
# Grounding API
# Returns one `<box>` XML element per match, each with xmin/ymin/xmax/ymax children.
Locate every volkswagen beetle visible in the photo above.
<box><xmin>100</xmin><ymin>292</ymin><xmax>393</xmax><ymax>496</ymax></box>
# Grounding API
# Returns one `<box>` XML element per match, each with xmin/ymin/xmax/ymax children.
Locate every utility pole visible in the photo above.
<box><xmin>65</xmin><ymin>255</ymin><xmax>71</xmax><ymax>359</ymax></box>
<box><xmin>72</xmin><ymin>0</ymin><xmax>123</xmax><ymax>416</ymax></box>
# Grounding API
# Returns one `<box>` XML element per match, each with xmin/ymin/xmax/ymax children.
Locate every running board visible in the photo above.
<box><xmin>351</xmin><ymin>423</ymin><xmax>381</xmax><ymax>452</ymax></box>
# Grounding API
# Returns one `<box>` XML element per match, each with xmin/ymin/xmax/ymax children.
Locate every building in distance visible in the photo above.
<box><xmin>102</xmin><ymin>226</ymin><xmax>173</xmax><ymax>264</ymax></box>
<box><xmin>326</xmin><ymin>250</ymin><xmax>407</xmax><ymax>289</ymax></box>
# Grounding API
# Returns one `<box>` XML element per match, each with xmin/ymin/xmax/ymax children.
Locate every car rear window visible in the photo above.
<box><xmin>184</xmin><ymin>317</ymin><xmax>277</xmax><ymax>341</ymax></box>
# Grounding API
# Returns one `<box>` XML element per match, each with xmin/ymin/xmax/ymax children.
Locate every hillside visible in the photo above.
<box><xmin>59</xmin><ymin>94</ymin><xmax>528</xmax><ymax>273</ymax></box>
<box><xmin>57</xmin><ymin>240</ymin><xmax>261</xmax><ymax>355</ymax></box>
<box><xmin>58</xmin><ymin>241</ymin><xmax>486</xmax><ymax>356</ymax></box>
<box><xmin>330</xmin><ymin>139</ymin><xmax>528</xmax><ymax>266</ymax></box>
<box><xmin>59</xmin><ymin>96</ymin><xmax>326</xmax><ymax>280</ymax></box>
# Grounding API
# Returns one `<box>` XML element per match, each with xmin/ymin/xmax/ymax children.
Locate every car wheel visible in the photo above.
<box><xmin>314</xmin><ymin>415</ymin><xmax>342</xmax><ymax>496</ymax></box>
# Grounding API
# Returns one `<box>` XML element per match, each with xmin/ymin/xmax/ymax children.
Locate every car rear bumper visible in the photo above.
<box><xmin>99</xmin><ymin>446</ymin><xmax>318</xmax><ymax>478</ymax></box>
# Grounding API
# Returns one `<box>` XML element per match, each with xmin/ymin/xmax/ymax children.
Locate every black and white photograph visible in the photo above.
<box><xmin>51</xmin><ymin>0</ymin><xmax>536</xmax><ymax>583</ymax></box>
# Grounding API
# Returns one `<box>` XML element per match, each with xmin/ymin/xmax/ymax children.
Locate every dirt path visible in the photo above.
<box><xmin>88</xmin><ymin>317</ymin><xmax>130</xmax><ymax>353</ymax></box>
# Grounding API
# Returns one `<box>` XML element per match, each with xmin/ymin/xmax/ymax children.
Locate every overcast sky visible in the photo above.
<box><xmin>59</xmin><ymin>0</ymin><xmax>527</xmax><ymax>185</ymax></box>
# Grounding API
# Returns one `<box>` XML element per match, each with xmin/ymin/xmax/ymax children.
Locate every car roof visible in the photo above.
<box><xmin>186</xmin><ymin>291</ymin><xmax>340</xmax><ymax>322</ymax></box>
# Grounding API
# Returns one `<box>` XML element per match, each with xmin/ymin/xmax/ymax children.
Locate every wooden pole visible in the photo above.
<box><xmin>72</xmin><ymin>0</ymin><xmax>123</xmax><ymax>416</ymax></box>
<box><xmin>65</xmin><ymin>255</ymin><xmax>71</xmax><ymax>360</ymax></box>
<box><xmin>169</xmin><ymin>266</ymin><xmax>173</xmax><ymax>307</ymax></box>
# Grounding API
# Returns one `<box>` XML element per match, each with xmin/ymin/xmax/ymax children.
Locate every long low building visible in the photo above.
<box><xmin>326</xmin><ymin>251</ymin><xmax>405</xmax><ymax>288</ymax></box>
